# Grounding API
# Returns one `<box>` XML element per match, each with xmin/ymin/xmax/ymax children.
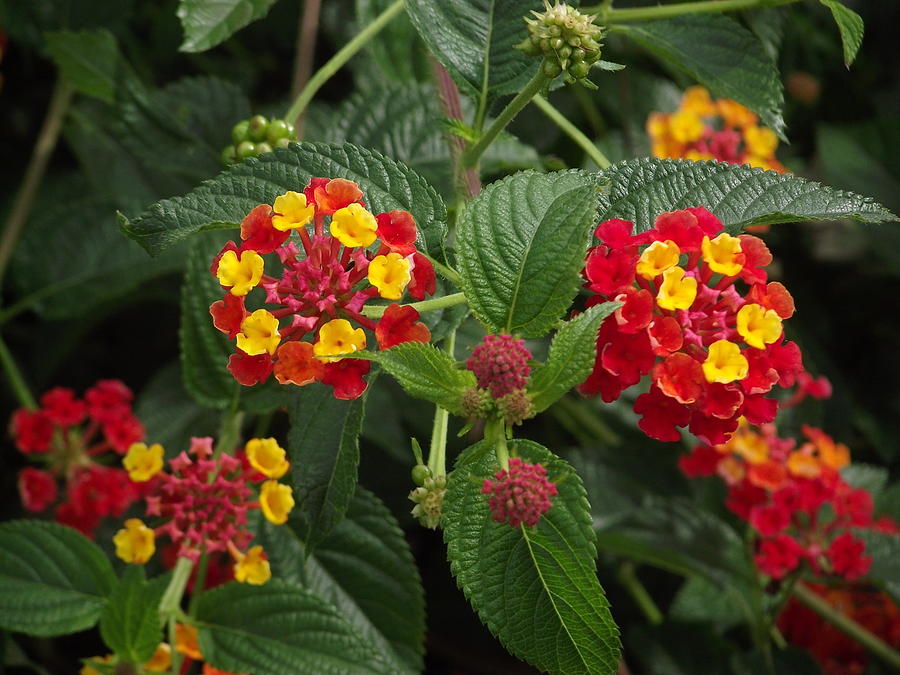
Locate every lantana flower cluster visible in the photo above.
<box><xmin>580</xmin><ymin>208</ymin><xmax>820</xmax><ymax>445</ymax></box>
<box><xmin>647</xmin><ymin>86</ymin><xmax>785</xmax><ymax>173</ymax></box>
<box><xmin>483</xmin><ymin>457</ymin><xmax>558</xmax><ymax>528</ymax></box>
<box><xmin>10</xmin><ymin>380</ymin><xmax>145</xmax><ymax>536</ymax></box>
<box><xmin>115</xmin><ymin>437</ymin><xmax>295</xmax><ymax>585</ymax></box>
<box><xmin>679</xmin><ymin>422</ymin><xmax>898</xmax><ymax>580</ymax></box>
<box><xmin>210</xmin><ymin>177</ymin><xmax>435</xmax><ymax>400</ymax></box>
<box><xmin>462</xmin><ymin>334</ymin><xmax>536</xmax><ymax>425</ymax></box>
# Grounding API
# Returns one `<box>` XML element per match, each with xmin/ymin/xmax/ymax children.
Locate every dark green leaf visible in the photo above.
<box><xmin>596</xmin><ymin>158</ymin><xmax>897</xmax><ymax>233</ymax></box>
<box><xmin>195</xmin><ymin>580</ymin><xmax>392</xmax><ymax>674</ymax></box>
<box><xmin>855</xmin><ymin>530</ymin><xmax>900</xmax><ymax>586</ymax></box>
<box><xmin>444</xmin><ymin>439</ymin><xmax>620</xmax><ymax>674</ymax></box>
<box><xmin>457</xmin><ymin>170</ymin><xmax>599</xmax><ymax>337</ymax></box>
<box><xmin>356</xmin><ymin>0</ymin><xmax>429</xmax><ymax>83</ymax></box>
<box><xmin>44</xmin><ymin>29</ymin><xmax>130</xmax><ymax>102</ymax></box>
<box><xmin>119</xmin><ymin>142</ymin><xmax>447</xmax><ymax>260</ymax></box>
<box><xmin>0</xmin><ymin>0</ymin><xmax>134</xmax><ymax>48</ymax></box>
<box><xmin>841</xmin><ymin>464</ymin><xmax>887</xmax><ymax>498</ymax></box>
<box><xmin>731</xmin><ymin>647</ymin><xmax>821</xmax><ymax>675</ymax></box>
<box><xmin>258</xmin><ymin>487</ymin><xmax>425</xmax><ymax>673</ymax></box>
<box><xmin>99</xmin><ymin>566</ymin><xmax>165</xmax><ymax>664</ymax></box>
<box><xmin>0</xmin><ymin>521</ymin><xmax>116</xmax><ymax>637</ymax></box>
<box><xmin>617</xmin><ymin>14</ymin><xmax>785</xmax><ymax>138</ymax></box>
<box><xmin>177</xmin><ymin>0</ymin><xmax>279</xmax><ymax>52</ymax></box>
<box><xmin>819</xmin><ymin>0</ymin><xmax>864</xmax><ymax>66</ymax></box>
<box><xmin>529</xmin><ymin>302</ymin><xmax>620</xmax><ymax>412</ymax></box>
<box><xmin>668</xmin><ymin>576</ymin><xmax>744</xmax><ymax>632</ymax></box>
<box><xmin>405</xmin><ymin>0</ymin><xmax>544</xmax><ymax>102</ymax></box>
<box><xmin>288</xmin><ymin>385</ymin><xmax>367</xmax><ymax>552</ymax></box>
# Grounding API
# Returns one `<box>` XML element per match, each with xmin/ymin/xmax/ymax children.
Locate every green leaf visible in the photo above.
<box><xmin>257</xmin><ymin>487</ymin><xmax>425</xmax><ymax>673</ymax></box>
<box><xmin>528</xmin><ymin>302</ymin><xmax>620</xmax><ymax>413</ymax></box>
<box><xmin>668</xmin><ymin>576</ymin><xmax>744</xmax><ymax>632</ymax></box>
<box><xmin>353</xmin><ymin>343</ymin><xmax>475</xmax><ymax>416</ymax></box>
<box><xmin>99</xmin><ymin>566</ymin><xmax>165</xmax><ymax>664</ymax></box>
<box><xmin>177</xmin><ymin>0</ymin><xmax>279</xmax><ymax>52</ymax></box>
<box><xmin>0</xmin><ymin>0</ymin><xmax>134</xmax><ymax>48</ymax></box>
<box><xmin>44</xmin><ymin>29</ymin><xmax>130</xmax><ymax>102</ymax></box>
<box><xmin>0</xmin><ymin>521</ymin><xmax>116</xmax><ymax>637</ymax></box>
<box><xmin>356</xmin><ymin>0</ymin><xmax>429</xmax><ymax>83</ymax></box>
<box><xmin>855</xmin><ymin>530</ymin><xmax>900</xmax><ymax>585</ymax></box>
<box><xmin>457</xmin><ymin>170</ymin><xmax>599</xmax><ymax>338</ymax></box>
<box><xmin>288</xmin><ymin>385</ymin><xmax>367</xmax><ymax>552</ymax></box>
<box><xmin>840</xmin><ymin>464</ymin><xmax>887</xmax><ymax>498</ymax></box>
<box><xmin>195</xmin><ymin>580</ymin><xmax>393</xmax><ymax>674</ymax></box>
<box><xmin>819</xmin><ymin>0</ymin><xmax>864</xmax><ymax>66</ymax></box>
<box><xmin>444</xmin><ymin>439</ymin><xmax>620</xmax><ymax>675</ymax></box>
<box><xmin>617</xmin><ymin>14</ymin><xmax>786</xmax><ymax>138</ymax></box>
<box><xmin>405</xmin><ymin>0</ymin><xmax>544</xmax><ymax>102</ymax></box>
<box><xmin>119</xmin><ymin>142</ymin><xmax>448</xmax><ymax>259</ymax></box>
<box><xmin>596</xmin><ymin>158</ymin><xmax>897</xmax><ymax>233</ymax></box>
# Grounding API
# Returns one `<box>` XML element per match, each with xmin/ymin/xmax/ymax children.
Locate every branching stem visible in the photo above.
<box><xmin>361</xmin><ymin>292</ymin><xmax>467</xmax><ymax>319</ymax></box>
<box><xmin>533</xmin><ymin>94</ymin><xmax>611</xmax><ymax>169</ymax></box>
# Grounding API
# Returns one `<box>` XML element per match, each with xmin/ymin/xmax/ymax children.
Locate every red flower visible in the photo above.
<box><xmin>303</xmin><ymin>177</ymin><xmax>364</xmax><ymax>215</ymax></box>
<box><xmin>407</xmin><ymin>252</ymin><xmax>436</xmax><ymax>301</ymax></box>
<box><xmin>10</xmin><ymin>409</ymin><xmax>53</xmax><ymax>453</ymax></box>
<box><xmin>40</xmin><ymin>387</ymin><xmax>86</xmax><ymax>427</ymax></box>
<box><xmin>239</xmin><ymin>204</ymin><xmax>289</xmax><ymax>254</ymax></box>
<box><xmin>633</xmin><ymin>385</ymin><xmax>692</xmax><ymax>442</ymax></box>
<box><xmin>18</xmin><ymin>468</ymin><xmax>57</xmax><ymax>512</ymax></box>
<box><xmin>677</xmin><ymin>444</ymin><xmax>721</xmax><ymax>477</ymax></box>
<box><xmin>827</xmin><ymin>533</ymin><xmax>871</xmax><ymax>581</ymax></box>
<box><xmin>103</xmin><ymin>413</ymin><xmax>145</xmax><ymax>453</ymax></box>
<box><xmin>755</xmin><ymin>534</ymin><xmax>803</xmax><ymax>579</ymax></box>
<box><xmin>376</xmin><ymin>211</ymin><xmax>418</xmax><ymax>255</ymax></box>
<box><xmin>210</xmin><ymin>293</ymin><xmax>248</xmax><ymax>339</ymax></box>
<box><xmin>85</xmin><ymin>380</ymin><xmax>134</xmax><ymax>423</ymax></box>
<box><xmin>375</xmin><ymin>304</ymin><xmax>431</xmax><ymax>349</ymax></box>
<box><xmin>482</xmin><ymin>458</ymin><xmax>558</xmax><ymax>528</ymax></box>
<box><xmin>273</xmin><ymin>341</ymin><xmax>324</xmax><ymax>386</ymax></box>
<box><xmin>321</xmin><ymin>359</ymin><xmax>371</xmax><ymax>400</ymax></box>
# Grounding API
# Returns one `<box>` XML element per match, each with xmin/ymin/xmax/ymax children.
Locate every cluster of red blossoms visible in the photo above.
<box><xmin>578</xmin><ymin>207</ymin><xmax>826</xmax><ymax>445</ymax></box>
<box><xmin>10</xmin><ymin>381</ymin><xmax>145</xmax><ymax>536</ymax></box>
<box><xmin>483</xmin><ymin>457</ymin><xmax>558</xmax><ymax>528</ymax></box>
<box><xmin>680</xmin><ymin>422</ymin><xmax>897</xmax><ymax>580</ymax></box>
<box><xmin>463</xmin><ymin>334</ymin><xmax>536</xmax><ymax>425</ymax></box>
<box><xmin>210</xmin><ymin>177</ymin><xmax>436</xmax><ymax>400</ymax></box>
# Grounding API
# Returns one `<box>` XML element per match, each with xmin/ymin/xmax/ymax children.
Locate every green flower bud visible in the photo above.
<box><xmin>247</xmin><ymin>114</ymin><xmax>269</xmax><ymax>142</ymax></box>
<box><xmin>542</xmin><ymin>59</ymin><xmax>563</xmax><ymax>78</ymax></box>
<box><xmin>275</xmin><ymin>137</ymin><xmax>292</xmax><ymax>149</ymax></box>
<box><xmin>255</xmin><ymin>142</ymin><xmax>273</xmax><ymax>155</ymax></box>
<box><xmin>231</xmin><ymin>120</ymin><xmax>250</xmax><ymax>144</ymax></box>
<box><xmin>411</xmin><ymin>464</ymin><xmax>432</xmax><ymax>487</ymax></box>
<box><xmin>221</xmin><ymin>145</ymin><xmax>237</xmax><ymax>165</ymax></box>
<box><xmin>569</xmin><ymin>61</ymin><xmax>591</xmax><ymax>80</ymax></box>
<box><xmin>409</xmin><ymin>475</ymin><xmax>447</xmax><ymax>529</ymax></box>
<box><xmin>266</xmin><ymin>118</ymin><xmax>292</xmax><ymax>144</ymax></box>
<box><xmin>236</xmin><ymin>141</ymin><xmax>257</xmax><ymax>159</ymax></box>
<box><xmin>557</xmin><ymin>45</ymin><xmax>572</xmax><ymax>60</ymax></box>
<box><xmin>550</xmin><ymin>37</ymin><xmax>565</xmax><ymax>50</ymax></box>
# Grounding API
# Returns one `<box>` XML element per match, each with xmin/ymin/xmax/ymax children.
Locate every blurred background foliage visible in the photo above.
<box><xmin>0</xmin><ymin>0</ymin><xmax>897</xmax><ymax>672</ymax></box>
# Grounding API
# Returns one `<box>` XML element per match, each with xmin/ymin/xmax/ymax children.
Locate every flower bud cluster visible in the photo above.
<box><xmin>517</xmin><ymin>2</ymin><xmax>603</xmax><ymax>86</ymax></box>
<box><xmin>222</xmin><ymin>114</ymin><xmax>298</xmax><ymax>164</ymax></box>
<box><xmin>462</xmin><ymin>334</ymin><xmax>535</xmax><ymax>425</ymax></box>
<box><xmin>482</xmin><ymin>457</ymin><xmax>558</xmax><ymax>528</ymax></box>
<box><xmin>409</xmin><ymin>475</ymin><xmax>447</xmax><ymax>529</ymax></box>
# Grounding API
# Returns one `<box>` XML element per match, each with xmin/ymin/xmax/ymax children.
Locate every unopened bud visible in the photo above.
<box><xmin>409</xmin><ymin>475</ymin><xmax>447</xmax><ymax>529</ymax></box>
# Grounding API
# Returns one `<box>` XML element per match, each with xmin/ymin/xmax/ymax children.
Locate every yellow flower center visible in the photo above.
<box><xmin>656</xmin><ymin>266</ymin><xmax>697</xmax><ymax>311</ymax></box>
<box><xmin>669</xmin><ymin>110</ymin><xmax>704</xmax><ymax>143</ymax></box>
<box><xmin>636</xmin><ymin>240</ymin><xmax>681</xmax><ymax>280</ymax></box>
<box><xmin>702</xmin><ymin>340</ymin><xmax>749</xmax><ymax>384</ymax></box>
<box><xmin>330</xmin><ymin>203</ymin><xmax>377</xmax><ymax>248</ymax></box>
<box><xmin>216</xmin><ymin>249</ymin><xmax>264</xmax><ymax>296</ymax></box>
<box><xmin>245</xmin><ymin>437</ymin><xmax>289</xmax><ymax>478</ymax></box>
<box><xmin>736</xmin><ymin>303</ymin><xmax>782</xmax><ymax>349</ymax></box>
<box><xmin>313</xmin><ymin>319</ymin><xmax>366</xmax><ymax>363</ymax></box>
<box><xmin>113</xmin><ymin>518</ymin><xmax>156</xmax><ymax>564</ymax></box>
<box><xmin>236</xmin><ymin>309</ymin><xmax>281</xmax><ymax>356</ymax></box>
<box><xmin>272</xmin><ymin>191</ymin><xmax>315</xmax><ymax>231</ymax></box>
<box><xmin>701</xmin><ymin>233</ymin><xmax>743</xmax><ymax>276</ymax></box>
<box><xmin>123</xmin><ymin>442</ymin><xmax>165</xmax><ymax>482</ymax></box>
<box><xmin>259</xmin><ymin>480</ymin><xmax>294</xmax><ymax>525</ymax></box>
<box><xmin>368</xmin><ymin>253</ymin><xmax>411</xmax><ymax>300</ymax></box>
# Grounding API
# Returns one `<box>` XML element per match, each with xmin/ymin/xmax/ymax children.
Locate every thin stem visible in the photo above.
<box><xmin>284</xmin><ymin>0</ymin><xmax>404</xmax><ymax>126</ymax></box>
<box><xmin>159</xmin><ymin>556</ymin><xmax>194</xmax><ymax>675</ymax></box>
<box><xmin>291</xmin><ymin>0</ymin><xmax>323</xmax><ymax>137</ymax></box>
<box><xmin>426</xmin><ymin>331</ymin><xmax>456</xmax><ymax>477</ymax></box>
<box><xmin>588</xmin><ymin>0</ymin><xmax>801</xmax><ymax>24</ymax></box>
<box><xmin>552</xmin><ymin>396</ymin><xmax>620</xmax><ymax>445</ymax></box>
<box><xmin>533</xmin><ymin>93</ymin><xmax>611</xmax><ymax>169</ymax></box>
<box><xmin>0</xmin><ymin>335</ymin><xmax>37</xmax><ymax>409</ymax></box>
<box><xmin>360</xmin><ymin>292</ymin><xmax>467</xmax><ymax>319</ymax></box>
<box><xmin>0</xmin><ymin>80</ymin><xmax>73</xmax><ymax>287</ymax></box>
<box><xmin>213</xmin><ymin>391</ymin><xmax>244</xmax><ymax>460</ymax></box>
<box><xmin>616</xmin><ymin>562</ymin><xmax>664</xmax><ymax>625</ymax></box>
<box><xmin>187</xmin><ymin>551</ymin><xmax>209</xmax><ymax>616</ymax></box>
<box><xmin>431</xmin><ymin>59</ymin><xmax>481</xmax><ymax>199</ymax></box>
<box><xmin>461</xmin><ymin>69</ymin><xmax>548</xmax><ymax>168</ymax></box>
<box><xmin>424</xmin><ymin>254</ymin><xmax>463</xmax><ymax>287</ymax></box>
<box><xmin>792</xmin><ymin>582</ymin><xmax>900</xmax><ymax>670</ymax></box>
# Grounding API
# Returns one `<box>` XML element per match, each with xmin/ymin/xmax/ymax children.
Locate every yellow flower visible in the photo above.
<box><xmin>233</xmin><ymin>545</ymin><xmax>272</xmax><ymax>585</ymax></box>
<box><xmin>330</xmin><ymin>203</ymin><xmax>377</xmax><ymax>248</ymax></box>
<box><xmin>259</xmin><ymin>480</ymin><xmax>294</xmax><ymax>525</ymax></box>
<box><xmin>272</xmin><ymin>191</ymin><xmax>315</xmax><ymax>231</ymax></box>
<box><xmin>669</xmin><ymin>110</ymin><xmax>704</xmax><ymax>144</ymax></box>
<box><xmin>216</xmin><ymin>249</ymin><xmax>264</xmax><ymax>296</ymax></box>
<box><xmin>245</xmin><ymin>438</ymin><xmax>289</xmax><ymax>478</ymax></box>
<box><xmin>702</xmin><ymin>340</ymin><xmax>749</xmax><ymax>384</ymax></box>
<box><xmin>646</xmin><ymin>112</ymin><xmax>670</xmax><ymax>141</ymax></box>
<box><xmin>736</xmin><ymin>303</ymin><xmax>782</xmax><ymax>349</ymax></box>
<box><xmin>368</xmin><ymin>253</ymin><xmax>411</xmax><ymax>300</ymax></box>
<box><xmin>313</xmin><ymin>319</ymin><xmax>366</xmax><ymax>362</ymax></box>
<box><xmin>656</xmin><ymin>266</ymin><xmax>697</xmax><ymax>311</ymax></box>
<box><xmin>636</xmin><ymin>240</ymin><xmax>680</xmax><ymax>280</ymax></box>
<box><xmin>681</xmin><ymin>86</ymin><xmax>716</xmax><ymax>116</ymax></box>
<box><xmin>113</xmin><ymin>519</ymin><xmax>155</xmax><ymax>564</ymax></box>
<box><xmin>717</xmin><ymin>98</ymin><xmax>757</xmax><ymax>128</ymax></box>
<box><xmin>236</xmin><ymin>309</ymin><xmax>281</xmax><ymax>356</ymax></box>
<box><xmin>701</xmin><ymin>233</ymin><xmax>744</xmax><ymax>276</ymax></box>
<box><xmin>787</xmin><ymin>450</ymin><xmax>821</xmax><ymax>479</ymax></box>
<box><xmin>144</xmin><ymin>643</ymin><xmax>172</xmax><ymax>672</ymax></box>
<box><xmin>684</xmin><ymin>149</ymin><xmax>715</xmax><ymax>162</ymax></box>
<box><xmin>123</xmin><ymin>442</ymin><xmax>164</xmax><ymax>482</ymax></box>
<box><xmin>175</xmin><ymin>624</ymin><xmax>202</xmax><ymax>660</ymax></box>
<box><xmin>744</xmin><ymin>125</ymin><xmax>777</xmax><ymax>158</ymax></box>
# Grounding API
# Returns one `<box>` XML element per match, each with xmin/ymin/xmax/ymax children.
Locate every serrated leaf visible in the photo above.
<box><xmin>596</xmin><ymin>158</ymin><xmax>897</xmax><ymax>233</ymax></box>
<box><xmin>528</xmin><ymin>302</ymin><xmax>620</xmax><ymax>412</ymax></box>
<box><xmin>257</xmin><ymin>487</ymin><xmax>424</xmax><ymax>673</ymax></box>
<box><xmin>617</xmin><ymin>14</ymin><xmax>786</xmax><ymax>139</ymax></box>
<box><xmin>119</xmin><ymin>142</ymin><xmax>448</xmax><ymax>260</ymax></box>
<box><xmin>353</xmin><ymin>343</ymin><xmax>475</xmax><ymax>416</ymax></box>
<box><xmin>820</xmin><ymin>0</ymin><xmax>863</xmax><ymax>66</ymax></box>
<box><xmin>44</xmin><ymin>29</ymin><xmax>130</xmax><ymax>102</ymax></box>
<box><xmin>457</xmin><ymin>170</ymin><xmax>598</xmax><ymax>338</ymax></box>
<box><xmin>99</xmin><ymin>566</ymin><xmax>165</xmax><ymax>664</ymax></box>
<box><xmin>405</xmin><ymin>0</ymin><xmax>544</xmax><ymax>102</ymax></box>
<box><xmin>0</xmin><ymin>521</ymin><xmax>116</xmax><ymax>637</ymax></box>
<box><xmin>288</xmin><ymin>385</ymin><xmax>367</xmax><ymax>552</ymax></box>
<box><xmin>195</xmin><ymin>580</ymin><xmax>392</xmax><ymax>674</ymax></box>
<box><xmin>444</xmin><ymin>439</ymin><xmax>620</xmax><ymax>674</ymax></box>
<box><xmin>177</xmin><ymin>0</ymin><xmax>279</xmax><ymax>52</ymax></box>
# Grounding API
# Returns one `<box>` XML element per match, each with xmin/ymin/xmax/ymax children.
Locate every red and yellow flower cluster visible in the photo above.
<box><xmin>10</xmin><ymin>380</ymin><xmax>146</xmax><ymax>536</ymax></box>
<box><xmin>680</xmin><ymin>422</ymin><xmax>897</xmax><ymax>580</ymax></box>
<box><xmin>210</xmin><ymin>177</ymin><xmax>435</xmax><ymax>400</ymax></box>
<box><xmin>579</xmin><ymin>208</ymin><xmax>821</xmax><ymax>445</ymax></box>
<box><xmin>114</xmin><ymin>436</ymin><xmax>295</xmax><ymax>585</ymax></box>
<box><xmin>647</xmin><ymin>86</ymin><xmax>785</xmax><ymax>173</ymax></box>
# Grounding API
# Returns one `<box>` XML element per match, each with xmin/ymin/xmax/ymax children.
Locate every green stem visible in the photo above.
<box><xmin>461</xmin><ymin>69</ymin><xmax>548</xmax><ymax>168</ymax></box>
<box><xmin>588</xmin><ymin>0</ymin><xmax>801</xmax><ymax>24</ymax></box>
<box><xmin>424</xmin><ymin>254</ymin><xmax>464</xmax><ymax>287</ymax></box>
<box><xmin>0</xmin><ymin>335</ymin><xmax>37</xmax><ymax>409</ymax></box>
<box><xmin>616</xmin><ymin>562</ymin><xmax>664</xmax><ymax>625</ymax></box>
<box><xmin>533</xmin><ymin>94</ymin><xmax>611</xmax><ymax>169</ymax></box>
<box><xmin>793</xmin><ymin>582</ymin><xmax>900</xmax><ymax>671</ymax></box>
<box><xmin>284</xmin><ymin>0</ymin><xmax>404</xmax><ymax>126</ymax></box>
<box><xmin>0</xmin><ymin>80</ymin><xmax>73</xmax><ymax>288</ymax></box>
<box><xmin>213</xmin><ymin>388</ymin><xmax>244</xmax><ymax>461</ymax></box>
<box><xmin>187</xmin><ymin>551</ymin><xmax>209</xmax><ymax>616</ymax></box>
<box><xmin>360</xmin><ymin>292</ymin><xmax>467</xmax><ymax>319</ymax></box>
<box><xmin>552</xmin><ymin>396</ymin><xmax>620</xmax><ymax>445</ymax></box>
<box><xmin>426</xmin><ymin>331</ymin><xmax>456</xmax><ymax>477</ymax></box>
<box><xmin>159</xmin><ymin>557</ymin><xmax>194</xmax><ymax>675</ymax></box>
<box><xmin>485</xmin><ymin>418</ymin><xmax>509</xmax><ymax>470</ymax></box>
